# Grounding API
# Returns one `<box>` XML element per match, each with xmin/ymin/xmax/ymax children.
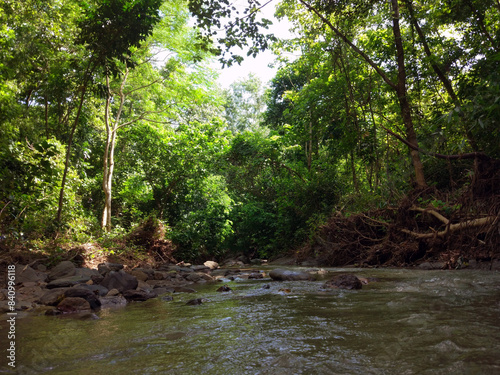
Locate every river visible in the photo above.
<box><xmin>2</xmin><ymin>268</ymin><xmax>500</xmax><ymax>374</ymax></box>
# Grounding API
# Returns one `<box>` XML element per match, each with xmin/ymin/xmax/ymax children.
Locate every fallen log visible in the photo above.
<box><xmin>401</xmin><ymin>216</ymin><xmax>496</xmax><ymax>239</ymax></box>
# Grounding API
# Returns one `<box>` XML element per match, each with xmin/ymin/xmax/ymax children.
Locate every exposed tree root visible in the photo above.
<box><xmin>297</xmin><ymin>158</ymin><xmax>500</xmax><ymax>268</ymax></box>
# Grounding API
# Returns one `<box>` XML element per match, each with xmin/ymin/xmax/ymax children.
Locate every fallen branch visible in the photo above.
<box><xmin>410</xmin><ymin>206</ymin><xmax>449</xmax><ymax>225</ymax></box>
<box><xmin>402</xmin><ymin>216</ymin><xmax>495</xmax><ymax>239</ymax></box>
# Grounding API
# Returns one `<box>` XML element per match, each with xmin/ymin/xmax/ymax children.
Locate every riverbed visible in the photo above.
<box><xmin>2</xmin><ymin>268</ymin><xmax>500</xmax><ymax>374</ymax></box>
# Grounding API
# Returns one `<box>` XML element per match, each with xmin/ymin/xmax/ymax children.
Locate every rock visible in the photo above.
<box><xmin>154</xmin><ymin>271</ymin><xmax>168</xmax><ymax>280</ymax></box>
<box><xmin>38</xmin><ymin>288</ymin><xmax>68</xmax><ymax>306</ymax></box>
<box><xmin>324</xmin><ymin>274</ymin><xmax>362</xmax><ymax>290</ymax></box>
<box><xmin>15</xmin><ymin>265</ymin><xmax>48</xmax><ymax>285</ymax></box>
<box><xmin>172</xmin><ymin>286</ymin><xmax>197</xmax><ymax>293</ymax></box>
<box><xmin>122</xmin><ymin>289</ymin><xmax>157</xmax><ymax>301</ymax></box>
<box><xmin>248</xmin><ymin>272</ymin><xmax>264</xmax><ymax>279</ymax></box>
<box><xmin>262</xmin><ymin>284</ymin><xmax>270</xmax><ymax>289</ymax></box>
<box><xmin>17</xmin><ymin>285</ymin><xmax>44</xmax><ymax>303</ymax></box>
<box><xmin>137</xmin><ymin>280</ymin><xmax>154</xmax><ymax>293</ymax></box>
<box><xmin>57</xmin><ymin>297</ymin><xmax>91</xmax><ymax>313</ymax></box>
<box><xmin>185</xmin><ymin>273</ymin><xmax>202</xmax><ymax>282</ymax></box>
<box><xmin>64</xmin><ymin>288</ymin><xmax>101</xmax><ymax>309</ymax></box>
<box><xmin>185</xmin><ymin>298</ymin><xmax>208</xmax><ymax>305</ymax></box>
<box><xmin>97</xmin><ymin>262</ymin><xmax>123</xmax><ymax>276</ymax></box>
<box><xmin>130</xmin><ymin>270</ymin><xmax>149</xmax><ymax>282</ymax></box>
<box><xmin>99</xmin><ymin>295</ymin><xmax>127</xmax><ymax>308</ymax></box>
<box><xmin>153</xmin><ymin>287</ymin><xmax>170</xmax><ymax>296</ymax></box>
<box><xmin>75</xmin><ymin>268</ymin><xmax>100</xmax><ymax>279</ymax></box>
<box><xmin>48</xmin><ymin>261</ymin><xmax>76</xmax><ymax>281</ymax></box>
<box><xmin>199</xmin><ymin>273</ymin><xmax>214</xmax><ymax>282</ymax></box>
<box><xmin>216</xmin><ymin>285</ymin><xmax>232</xmax><ymax>292</ymax></box>
<box><xmin>204</xmin><ymin>261</ymin><xmax>219</xmax><ymax>270</ymax></box>
<box><xmin>106</xmin><ymin>288</ymin><xmax>120</xmax><ymax>297</ymax></box>
<box><xmin>221</xmin><ymin>259</ymin><xmax>245</xmax><ymax>267</ymax></box>
<box><xmin>91</xmin><ymin>274</ymin><xmax>105</xmax><ymax>284</ymax></box>
<box><xmin>160</xmin><ymin>295</ymin><xmax>173</xmax><ymax>302</ymax></box>
<box><xmin>36</xmin><ymin>264</ymin><xmax>47</xmax><ymax>272</ymax></box>
<box><xmin>99</xmin><ymin>270</ymin><xmax>138</xmax><ymax>293</ymax></box>
<box><xmin>269</xmin><ymin>269</ymin><xmax>314</xmax><ymax>281</ymax></box>
<box><xmin>74</xmin><ymin>284</ymin><xmax>109</xmax><ymax>297</ymax></box>
<box><xmin>46</xmin><ymin>274</ymin><xmax>91</xmax><ymax>289</ymax></box>
<box><xmin>191</xmin><ymin>265</ymin><xmax>210</xmax><ymax>273</ymax></box>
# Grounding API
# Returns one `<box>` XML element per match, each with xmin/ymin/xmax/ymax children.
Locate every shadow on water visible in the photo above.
<box><xmin>2</xmin><ymin>268</ymin><xmax>500</xmax><ymax>374</ymax></box>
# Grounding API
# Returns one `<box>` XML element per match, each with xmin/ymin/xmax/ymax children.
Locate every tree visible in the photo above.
<box><xmin>55</xmin><ymin>0</ymin><xmax>163</xmax><ymax>225</ymax></box>
<box><xmin>223</xmin><ymin>73</ymin><xmax>267</xmax><ymax>133</ymax></box>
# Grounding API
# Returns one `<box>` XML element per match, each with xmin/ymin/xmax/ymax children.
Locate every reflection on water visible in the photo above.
<box><xmin>2</xmin><ymin>268</ymin><xmax>500</xmax><ymax>374</ymax></box>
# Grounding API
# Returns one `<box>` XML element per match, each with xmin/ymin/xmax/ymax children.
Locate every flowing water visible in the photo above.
<box><xmin>2</xmin><ymin>268</ymin><xmax>500</xmax><ymax>374</ymax></box>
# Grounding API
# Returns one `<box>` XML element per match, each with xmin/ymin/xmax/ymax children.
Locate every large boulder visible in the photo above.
<box><xmin>15</xmin><ymin>265</ymin><xmax>48</xmax><ymax>285</ymax></box>
<box><xmin>48</xmin><ymin>261</ymin><xmax>76</xmax><ymax>281</ymax></box>
<box><xmin>323</xmin><ymin>274</ymin><xmax>362</xmax><ymax>290</ymax></box>
<box><xmin>101</xmin><ymin>270</ymin><xmax>139</xmax><ymax>293</ymax></box>
<box><xmin>99</xmin><ymin>270</ymin><xmax>138</xmax><ymax>293</ymax></box>
<box><xmin>57</xmin><ymin>297</ymin><xmax>91</xmax><ymax>313</ymax></box>
<box><xmin>64</xmin><ymin>288</ymin><xmax>101</xmax><ymax>309</ymax></box>
<box><xmin>269</xmin><ymin>269</ymin><xmax>314</xmax><ymax>281</ymax></box>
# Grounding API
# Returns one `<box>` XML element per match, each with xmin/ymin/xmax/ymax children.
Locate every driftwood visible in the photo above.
<box><xmin>401</xmin><ymin>205</ymin><xmax>496</xmax><ymax>239</ymax></box>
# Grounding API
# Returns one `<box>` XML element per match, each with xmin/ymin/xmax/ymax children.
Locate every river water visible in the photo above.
<box><xmin>2</xmin><ymin>268</ymin><xmax>500</xmax><ymax>374</ymax></box>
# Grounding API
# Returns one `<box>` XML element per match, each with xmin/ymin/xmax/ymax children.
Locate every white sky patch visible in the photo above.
<box><xmin>210</xmin><ymin>0</ymin><xmax>295</xmax><ymax>88</ymax></box>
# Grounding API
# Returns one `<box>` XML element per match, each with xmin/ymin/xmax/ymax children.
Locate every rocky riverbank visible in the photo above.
<box><xmin>1</xmin><ymin>257</ymin><xmax>383</xmax><ymax>318</ymax></box>
<box><xmin>2</xmin><ymin>254</ymin><xmax>498</xmax><ymax>319</ymax></box>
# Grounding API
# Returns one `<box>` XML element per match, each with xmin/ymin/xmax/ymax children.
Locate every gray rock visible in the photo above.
<box><xmin>248</xmin><ymin>272</ymin><xmax>264</xmax><ymax>279</ymax></box>
<box><xmin>75</xmin><ymin>268</ymin><xmax>100</xmax><ymax>279</ymax></box>
<box><xmin>46</xmin><ymin>275</ymin><xmax>91</xmax><ymax>289</ymax></box>
<box><xmin>130</xmin><ymin>269</ymin><xmax>149</xmax><ymax>281</ymax></box>
<box><xmin>64</xmin><ymin>288</ymin><xmax>101</xmax><ymax>309</ymax></box>
<box><xmin>48</xmin><ymin>261</ymin><xmax>76</xmax><ymax>281</ymax></box>
<box><xmin>99</xmin><ymin>295</ymin><xmax>127</xmax><ymax>308</ymax></box>
<box><xmin>191</xmin><ymin>265</ymin><xmax>210</xmax><ymax>273</ymax></box>
<box><xmin>269</xmin><ymin>269</ymin><xmax>314</xmax><ymax>281</ymax></box>
<box><xmin>38</xmin><ymin>288</ymin><xmax>68</xmax><ymax>306</ymax></box>
<box><xmin>74</xmin><ymin>284</ymin><xmax>109</xmax><ymax>297</ymax></box>
<box><xmin>99</xmin><ymin>270</ymin><xmax>138</xmax><ymax>293</ymax></box>
<box><xmin>185</xmin><ymin>273</ymin><xmax>202</xmax><ymax>282</ymax></box>
<box><xmin>324</xmin><ymin>274</ymin><xmax>362</xmax><ymax>290</ymax></box>
<box><xmin>97</xmin><ymin>262</ymin><xmax>123</xmax><ymax>276</ymax></box>
<box><xmin>15</xmin><ymin>265</ymin><xmax>48</xmax><ymax>284</ymax></box>
<box><xmin>122</xmin><ymin>289</ymin><xmax>157</xmax><ymax>301</ymax></box>
<box><xmin>57</xmin><ymin>297</ymin><xmax>91</xmax><ymax>313</ymax></box>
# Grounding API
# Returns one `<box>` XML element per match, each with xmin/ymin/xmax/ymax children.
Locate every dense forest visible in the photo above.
<box><xmin>1</xmin><ymin>0</ymin><xmax>499</xmax><ymax>267</ymax></box>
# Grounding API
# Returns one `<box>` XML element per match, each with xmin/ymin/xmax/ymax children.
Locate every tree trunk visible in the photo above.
<box><xmin>391</xmin><ymin>0</ymin><xmax>427</xmax><ymax>188</ymax></box>
<box><xmin>101</xmin><ymin>68</ymin><xmax>129</xmax><ymax>231</ymax></box>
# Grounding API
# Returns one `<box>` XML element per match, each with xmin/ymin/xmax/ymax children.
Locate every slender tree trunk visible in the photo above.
<box><xmin>56</xmin><ymin>60</ymin><xmax>93</xmax><ymax>224</ymax></box>
<box><xmin>391</xmin><ymin>0</ymin><xmax>427</xmax><ymax>188</ymax></box>
<box><xmin>101</xmin><ymin>68</ymin><xmax>129</xmax><ymax>231</ymax></box>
